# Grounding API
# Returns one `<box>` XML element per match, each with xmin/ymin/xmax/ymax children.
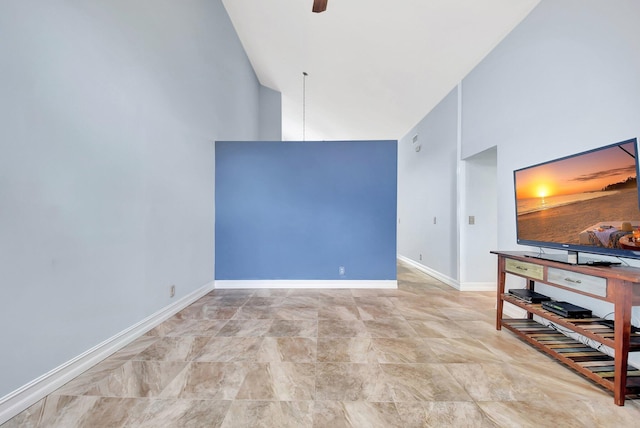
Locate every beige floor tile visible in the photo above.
<box><xmin>127</xmin><ymin>399</ymin><xmax>230</xmax><ymax>428</ymax></box>
<box><xmin>510</xmin><ymin>360</ymin><xmax>610</xmax><ymax>401</ymax></box>
<box><xmin>395</xmin><ymin>401</ymin><xmax>499</xmax><ymax>428</ymax></box>
<box><xmin>312</xmin><ymin>401</ymin><xmax>402</xmax><ymax>428</ymax></box>
<box><xmin>36</xmin><ymin>395</ymin><xmax>101</xmax><ymax>428</ymax></box>
<box><xmin>177</xmin><ymin>303</ymin><xmax>240</xmax><ymax>320</ymax></box>
<box><xmin>364</xmin><ymin>317</ymin><xmax>419</xmax><ymax>338</ymax></box>
<box><xmin>201</xmin><ymin>294</ymin><xmax>252</xmax><ymax>306</ymax></box>
<box><xmin>220</xmin><ymin>401</ymin><xmax>313</xmax><ymax>428</ymax></box>
<box><xmin>317</xmin><ymin>337</ymin><xmax>378</xmax><ymax>363</ymax></box>
<box><xmin>317</xmin><ymin>320</ymin><xmax>370</xmax><ymax>337</ymax></box>
<box><xmin>382</xmin><ymin>364</ymin><xmax>473</xmax><ymax>402</ymax></box>
<box><xmin>315</xmin><ymin>362</ymin><xmax>393</xmax><ymax>401</ymax></box>
<box><xmin>231</xmin><ymin>305</ymin><xmax>280</xmax><ymax>319</ymax></box>
<box><xmin>252</xmin><ymin>289</ymin><xmax>291</xmax><ymax>297</ymax></box>
<box><xmin>273</xmin><ymin>306</ymin><xmax>319</xmax><ymax>320</ymax></box>
<box><xmin>1</xmin><ymin>399</ymin><xmax>44</xmax><ymax>428</ymax></box>
<box><xmin>194</xmin><ymin>337</ymin><xmax>264</xmax><ymax>362</ymax></box>
<box><xmin>235</xmin><ymin>362</ymin><xmax>316</xmax><ymax>400</ymax></box>
<box><xmin>5</xmin><ymin>260</ymin><xmax>640</xmax><ymax>427</ymax></box>
<box><xmin>215</xmin><ymin>319</ymin><xmax>274</xmax><ymax>337</ymax></box>
<box><xmin>354</xmin><ymin>296</ymin><xmax>397</xmax><ymax>320</ymax></box>
<box><xmin>266</xmin><ymin>319</ymin><xmax>317</xmax><ymax>337</ymax></box>
<box><xmin>407</xmin><ymin>319</ymin><xmax>473</xmax><ymax>339</ymax></box>
<box><xmin>160</xmin><ymin>362</ymin><xmax>251</xmax><ymax>400</ymax></box>
<box><xmin>133</xmin><ymin>336</ymin><xmax>211</xmax><ymax>361</ymax></box>
<box><xmin>425</xmin><ymin>338</ymin><xmax>503</xmax><ymax>364</ymax></box>
<box><xmin>258</xmin><ymin>337</ymin><xmax>317</xmax><ymax>362</ymax></box>
<box><xmin>244</xmin><ymin>296</ymin><xmax>287</xmax><ymax>307</ymax></box>
<box><xmin>318</xmin><ymin>305</ymin><xmax>362</xmax><ymax>320</ymax></box>
<box><xmin>372</xmin><ymin>338</ymin><xmax>436</xmax><ymax>363</ymax></box>
<box><xmin>445</xmin><ymin>363</ymin><xmax>551</xmax><ymax>401</ymax></box>
<box><xmin>477</xmin><ymin>400</ymin><xmax>621</xmax><ymax>428</ymax></box>
<box><xmin>83</xmin><ymin>360</ymin><xmax>188</xmax><ymax>398</ymax></box>
<box><xmin>54</xmin><ymin>359</ymin><xmax>130</xmax><ymax>396</ymax></box>
<box><xmin>161</xmin><ymin>319</ymin><xmax>229</xmax><ymax>337</ymax></box>
<box><xmin>108</xmin><ymin>336</ymin><xmax>159</xmax><ymax>359</ymax></box>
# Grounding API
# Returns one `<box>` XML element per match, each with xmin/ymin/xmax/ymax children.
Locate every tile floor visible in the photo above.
<box><xmin>4</xmin><ymin>261</ymin><xmax>640</xmax><ymax>427</ymax></box>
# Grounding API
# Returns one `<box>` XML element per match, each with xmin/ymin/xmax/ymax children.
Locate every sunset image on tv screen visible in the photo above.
<box><xmin>515</xmin><ymin>141</ymin><xmax>640</xmax><ymax>248</ymax></box>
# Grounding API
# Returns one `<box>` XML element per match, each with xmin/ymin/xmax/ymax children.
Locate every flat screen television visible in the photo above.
<box><xmin>514</xmin><ymin>138</ymin><xmax>640</xmax><ymax>264</ymax></box>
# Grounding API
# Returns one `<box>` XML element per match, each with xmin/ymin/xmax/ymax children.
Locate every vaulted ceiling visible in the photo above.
<box><xmin>222</xmin><ymin>0</ymin><xmax>540</xmax><ymax>141</ymax></box>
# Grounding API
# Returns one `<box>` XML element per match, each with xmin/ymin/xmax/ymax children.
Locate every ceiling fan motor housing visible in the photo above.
<box><xmin>313</xmin><ymin>0</ymin><xmax>328</xmax><ymax>13</ymax></box>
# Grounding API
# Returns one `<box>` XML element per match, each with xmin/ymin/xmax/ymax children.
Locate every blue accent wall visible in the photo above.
<box><xmin>215</xmin><ymin>141</ymin><xmax>397</xmax><ymax>280</ymax></box>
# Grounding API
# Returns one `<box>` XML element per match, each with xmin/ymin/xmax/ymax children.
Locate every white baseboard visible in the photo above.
<box><xmin>503</xmin><ymin>301</ymin><xmax>527</xmax><ymax>319</ymax></box>
<box><xmin>215</xmin><ymin>280</ymin><xmax>397</xmax><ymax>289</ymax></box>
<box><xmin>0</xmin><ymin>281</ymin><xmax>214</xmax><ymax>425</ymax></box>
<box><xmin>397</xmin><ymin>255</ymin><xmax>461</xmax><ymax>290</ymax></box>
<box><xmin>458</xmin><ymin>281</ymin><xmax>496</xmax><ymax>292</ymax></box>
<box><xmin>398</xmin><ymin>255</ymin><xmax>497</xmax><ymax>292</ymax></box>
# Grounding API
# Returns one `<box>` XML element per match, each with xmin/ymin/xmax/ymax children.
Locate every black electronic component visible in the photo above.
<box><xmin>508</xmin><ymin>288</ymin><xmax>551</xmax><ymax>303</ymax></box>
<box><xmin>598</xmin><ymin>319</ymin><xmax>640</xmax><ymax>333</ymax></box>
<box><xmin>541</xmin><ymin>301</ymin><xmax>592</xmax><ymax>318</ymax></box>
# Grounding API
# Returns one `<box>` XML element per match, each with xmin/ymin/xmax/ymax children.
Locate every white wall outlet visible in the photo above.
<box><xmin>339</xmin><ymin>266</ymin><xmax>345</xmax><ymax>276</ymax></box>
<box><xmin>419</xmin><ymin>253</ymin><xmax>422</xmax><ymax>261</ymax></box>
<box><xmin>170</xmin><ymin>285</ymin><xmax>175</xmax><ymax>298</ymax></box>
<box><xmin>433</xmin><ymin>216</ymin><xmax>437</xmax><ymax>224</ymax></box>
<box><xmin>469</xmin><ymin>215</ymin><xmax>475</xmax><ymax>225</ymax></box>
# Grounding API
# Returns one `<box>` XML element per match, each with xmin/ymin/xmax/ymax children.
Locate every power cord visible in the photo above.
<box><xmin>547</xmin><ymin>321</ymin><xmax>604</xmax><ymax>352</ymax></box>
<box><xmin>615</xmin><ymin>256</ymin><xmax>630</xmax><ymax>266</ymax></box>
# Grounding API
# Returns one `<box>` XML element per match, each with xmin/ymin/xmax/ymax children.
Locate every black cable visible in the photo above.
<box><xmin>548</xmin><ymin>321</ymin><xmax>603</xmax><ymax>351</ymax></box>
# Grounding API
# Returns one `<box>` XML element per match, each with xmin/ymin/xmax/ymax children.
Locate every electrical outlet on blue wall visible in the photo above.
<box><xmin>339</xmin><ymin>266</ymin><xmax>346</xmax><ymax>276</ymax></box>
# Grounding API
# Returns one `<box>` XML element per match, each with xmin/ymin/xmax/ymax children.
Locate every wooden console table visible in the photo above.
<box><xmin>492</xmin><ymin>250</ymin><xmax>640</xmax><ymax>405</ymax></box>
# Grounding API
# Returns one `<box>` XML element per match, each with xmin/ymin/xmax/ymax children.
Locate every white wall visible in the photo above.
<box><xmin>459</xmin><ymin>147</ymin><xmax>498</xmax><ymax>286</ymax></box>
<box><xmin>462</xmin><ymin>0</ymin><xmax>640</xmax><ymax>254</ymax></box>
<box><xmin>397</xmin><ymin>86</ymin><xmax>498</xmax><ymax>290</ymax></box>
<box><xmin>399</xmin><ymin>0</ymin><xmax>640</xmax><ymax>295</ymax></box>
<box><xmin>259</xmin><ymin>85</ymin><xmax>282</xmax><ymax>141</ymax></box>
<box><xmin>0</xmin><ymin>0</ymin><xmax>267</xmax><ymax>398</ymax></box>
<box><xmin>398</xmin><ymin>88</ymin><xmax>459</xmax><ymax>284</ymax></box>
<box><xmin>461</xmin><ymin>0</ymin><xmax>640</xmax><ymax>326</ymax></box>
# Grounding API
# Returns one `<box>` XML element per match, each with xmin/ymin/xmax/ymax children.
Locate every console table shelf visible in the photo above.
<box><xmin>502</xmin><ymin>319</ymin><xmax>640</xmax><ymax>393</ymax></box>
<box><xmin>501</xmin><ymin>294</ymin><xmax>640</xmax><ymax>352</ymax></box>
<box><xmin>493</xmin><ymin>251</ymin><xmax>640</xmax><ymax>405</ymax></box>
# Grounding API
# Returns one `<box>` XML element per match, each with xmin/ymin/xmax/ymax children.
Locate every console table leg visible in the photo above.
<box><xmin>527</xmin><ymin>279</ymin><xmax>535</xmax><ymax>320</ymax></box>
<box><xmin>613</xmin><ymin>281</ymin><xmax>633</xmax><ymax>406</ymax></box>
<box><xmin>496</xmin><ymin>256</ymin><xmax>506</xmax><ymax>330</ymax></box>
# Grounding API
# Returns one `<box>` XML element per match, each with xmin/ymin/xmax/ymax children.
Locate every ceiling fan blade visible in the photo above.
<box><xmin>312</xmin><ymin>0</ymin><xmax>328</xmax><ymax>13</ymax></box>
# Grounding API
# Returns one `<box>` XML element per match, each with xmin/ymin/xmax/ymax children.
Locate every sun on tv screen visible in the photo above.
<box><xmin>514</xmin><ymin>138</ymin><xmax>640</xmax><ymax>261</ymax></box>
